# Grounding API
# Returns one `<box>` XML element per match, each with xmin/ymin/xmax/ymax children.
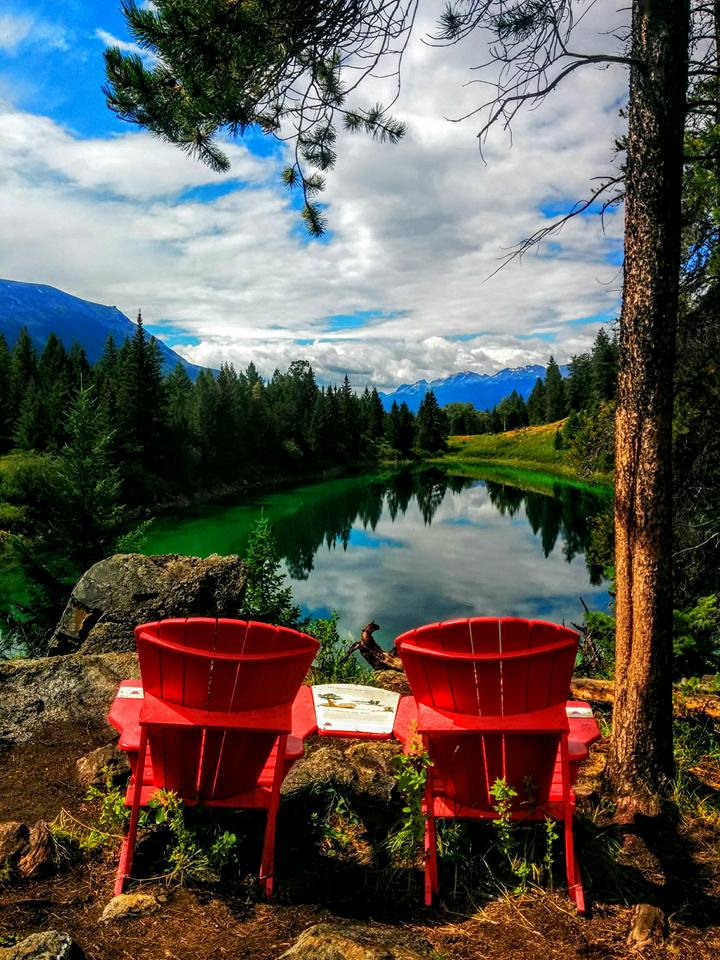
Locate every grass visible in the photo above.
<box><xmin>435</xmin><ymin>422</ymin><xmax>613</xmax><ymax>488</ymax></box>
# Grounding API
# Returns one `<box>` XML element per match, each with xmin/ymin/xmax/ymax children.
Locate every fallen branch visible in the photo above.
<box><xmin>571</xmin><ymin>677</ymin><xmax>720</xmax><ymax>719</ymax></box>
<box><xmin>344</xmin><ymin>621</ymin><xmax>404</xmax><ymax>672</ymax></box>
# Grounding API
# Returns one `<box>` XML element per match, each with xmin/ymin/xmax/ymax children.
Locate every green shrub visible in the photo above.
<box><xmin>673</xmin><ymin>594</ymin><xmax>720</xmax><ymax>678</ymax></box>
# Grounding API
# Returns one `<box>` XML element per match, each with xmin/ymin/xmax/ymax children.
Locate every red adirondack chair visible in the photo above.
<box><xmin>393</xmin><ymin>617</ymin><xmax>600</xmax><ymax>911</ymax></box>
<box><xmin>108</xmin><ymin>618</ymin><xmax>319</xmax><ymax>897</ymax></box>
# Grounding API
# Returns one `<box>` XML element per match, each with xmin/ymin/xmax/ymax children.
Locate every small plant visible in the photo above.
<box><xmin>50</xmin><ymin>767</ymin><xmax>130</xmax><ymax>859</ymax></box>
<box><xmin>387</xmin><ymin>726</ymin><xmax>432</xmax><ymax>869</ymax></box>
<box><xmin>145</xmin><ymin>791</ymin><xmax>242</xmax><ymax>885</ymax></box>
<box><xmin>489</xmin><ymin>777</ymin><xmax>517</xmax><ymax>861</ymax></box>
<box><xmin>543</xmin><ymin>816</ymin><xmax>559</xmax><ymax>889</ymax></box>
<box><xmin>489</xmin><ymin>778</ymin><xmax>557</xmax><ymax>894</ymax></box>
<box><xmin>312</xmin><ymin>789</ymin><xmax>372</xmax><ymax>864</ymax></box>
<box><xmin>86</xmin><ymin>771</ymin><xmax>131</xmax><ymax>837</ymax></box>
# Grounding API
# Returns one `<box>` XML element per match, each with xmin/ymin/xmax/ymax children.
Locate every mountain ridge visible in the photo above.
<box><xmin>379</xmin><ymin>365</ymin><xmax>561</xmax><ymax>413</ymax></box>
<box><xmin>0</xmin><ymin>279</ymin><xmax>205</xmax><ymax>379</ymax></box>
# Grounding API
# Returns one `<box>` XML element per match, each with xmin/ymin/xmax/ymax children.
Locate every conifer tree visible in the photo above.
<box><xmin>50</xmin><ymin>385</ymin><xmax>127</xmax><ymax>570</ymax></box>
<box><xmin>526</xmin><ymin>377</ymin><xmax>546</xmax><ymax>425</ymax></box>
<box><xmin>366</xmin><ymin>387</ymin><xmax>386</xmax><ymax>440</ymax></box>
<box><xmin>38</xmin><ymin>333</ymin><xmax>71</xmax><ymax>450</ymax></box>
<box><xmin>388</xmin><ymin>401</ymin><xmax>415</xmax><ymax>457</ymax></box>
<box><xmin>590</xmin><ymin>328</ymin><xmax>619</xmax><ymax>403</ymax></box>
<box><xmin>241</xmin><ymin>515</ymin><xmax>300</xmax><ymax>626</ymax></box>
<box><xmin>564</xmin><ymin>354</ymin><xmax>592</xmax><ymax>413</ymax></box>
<box><xmin>0</xmin><ymin>334</ymin><xmax>10</xmax><ymax>449</ymax></box>
<box><xmin>543</xmin><ymin>357</ymin><xmax>566</xmax><ymax>422</ymax></box>
<box><xmin>415</xmin><ymin>390</ymin><xmax>449</xmax><ymax>453</ymax></box>
<box><xmin>9</xmin><ymin>327</ymin><xmax>37</xmax><ymax>425</ymax></box>
<box><xmin>116</xmin><ymin>311</ymin><xmax>168</xmax><ymax>482</ymax></box>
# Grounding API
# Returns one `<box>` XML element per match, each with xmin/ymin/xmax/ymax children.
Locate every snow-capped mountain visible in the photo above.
<box><xmin>379</xmin><ymin>365</ymin><xmax>556</xmax><ymax>413</ymax></box>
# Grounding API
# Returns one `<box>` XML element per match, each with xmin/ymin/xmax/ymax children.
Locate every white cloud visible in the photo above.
<box><xmin>0</xmin><ymin>13</ymin><xmax>32</xmax><ymax>53</ymax></box>
<box><xmin>95</xmin><ymin>28</ymin><xmax>156</xmax><ymax>65</ymax></box>
<box><xmin>0</xmin><ymin>0</ymin><xmax>629</xmax><ymax>390</ymax></box>
<box><xmin>0</xmin><ymin>12</ymin><xmax>70</xmax><ymax>54</ymax></box>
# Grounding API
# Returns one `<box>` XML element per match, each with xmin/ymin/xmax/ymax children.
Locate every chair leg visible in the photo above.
<box><xmin>423</xmin><ymin>778</ymin><xmax>438</xmax><ymax>905</ymax></box>
<box><xmin>260</xmin><ymin>734</ymin><xmax>287</xmax><ymax>898</ymax></box>
<box><xmin>114</xmin><ymin>727</ymin><xmax>148</xmax><ymax>896</ymax></box>
<box><xmin>560</xmin><ymin>734</ymin><xmax>584</xmax><ymax>912</ymax></box>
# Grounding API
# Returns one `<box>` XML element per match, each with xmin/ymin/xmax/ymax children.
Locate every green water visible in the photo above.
<box><xmin>142</xmin><ymin>466</ymin><xmax>611</xmax><ymax>648</ymax></box>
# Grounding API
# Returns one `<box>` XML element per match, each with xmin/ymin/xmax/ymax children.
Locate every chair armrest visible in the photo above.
<box><xmin>107</xmin><ymin>680</ymin><xmax>143</xmax><ymax>751</ymax></box>
<box><xmin>290</xmin><ymin>685</ymin><xmax>318</xmax><ymax>740</ymax></box>
<box><xmin>566</xmin><ymin>701</ymin><xmax>601</xmax><ymax>759</ymax></box>
<box><xmin>393</xmin><ymin>696</ymin><xmax>419</xmax><ymax>744</ymax></box>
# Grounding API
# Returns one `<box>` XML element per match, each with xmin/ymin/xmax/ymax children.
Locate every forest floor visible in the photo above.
<box><xmin>1</xmin><ymin>718</ymin><xmax>719</xmax><ymax>960</ymax></box>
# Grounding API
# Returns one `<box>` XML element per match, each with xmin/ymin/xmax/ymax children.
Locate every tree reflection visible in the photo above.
<box><xmin>276</xmin><ymin>467</ymin><xmax>470</xmax><ymax>578</ymax></box>
<box><xmin>272</xmin><ymin>467</ymin><xmax>608</xmax><ymax>585</ymax></box>
<box><xmin>484</xmin><ymin>480</ymin><xmax>609</xmax><ymax>583</ymax></box>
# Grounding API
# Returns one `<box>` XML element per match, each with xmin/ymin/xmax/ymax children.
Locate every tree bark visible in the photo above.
<box><xmin>605</xmin><ymin>0</ymin><xmax>689</xmax><ymax>815</ymax></box>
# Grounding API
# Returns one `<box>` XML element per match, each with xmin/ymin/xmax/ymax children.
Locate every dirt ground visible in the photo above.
<box><xmin>1</xmin><ymin>722</ymin><xmax>719</xmax><ymax>960</ymax></box>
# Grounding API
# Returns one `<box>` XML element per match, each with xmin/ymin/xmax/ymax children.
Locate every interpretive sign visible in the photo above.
<box><xmin>312</xmin><ymin>683</ymin><xmax>400</xmax><ymax>737</ymax></box>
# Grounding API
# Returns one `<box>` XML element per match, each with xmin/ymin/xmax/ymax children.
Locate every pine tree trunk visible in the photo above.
<box><xmin>605</xmin><ymin>0</ymin><xmax>689</xmax><ymax>817</ymax></box>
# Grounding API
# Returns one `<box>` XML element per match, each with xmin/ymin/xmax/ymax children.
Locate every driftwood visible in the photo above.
<box><xmin>345</xmin><ymin>622</ymin><xmax>404</xmax><ymax>672</ymax></box>
<box><xmin>571</xmin><ymin>677</ymin><xmax>720</xmax><ymax>719</ymax></box>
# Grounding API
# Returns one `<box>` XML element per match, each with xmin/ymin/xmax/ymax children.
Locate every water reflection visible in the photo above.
<box><xmin>143</xmin><ymin>467</ymin><xmax>610</xmax><ymax>643</ymax></box>
<box><xmin>270</xmin><ymin>467</ymin><xmax>606</xmax><ymax>585</ymax></box>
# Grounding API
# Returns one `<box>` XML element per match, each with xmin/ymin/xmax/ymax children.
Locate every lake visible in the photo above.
<box><xmin>142</xmin><ymin>466</ymin><xmax>611</xmax><ymax>649</ymax></box>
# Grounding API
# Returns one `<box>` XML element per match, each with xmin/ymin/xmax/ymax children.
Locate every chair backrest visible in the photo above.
<box><xmin>135</xmin><ymin>618</ymin><xmax>318</xmax><ymax>801</ymax></box>
<box><xmin>396</xmin><ymin>617</ymin><xmax>578</xmax><ymax>810</ymax></box>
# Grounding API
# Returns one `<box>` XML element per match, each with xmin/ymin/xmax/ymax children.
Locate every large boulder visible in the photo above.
<box><xmin>0</xmin><ymin>652</ymin><xmax>136</xmax><ymax>745</ymax></box>
<box><xmin>48</xmin><ymin>553</ymin><xmax>248</xmax><ymax>655</ymax></box>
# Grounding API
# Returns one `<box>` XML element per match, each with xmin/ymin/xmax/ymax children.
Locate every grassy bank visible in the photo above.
<box><xmin>436</xmin><ymin>422</ymin><xmax>613</xmax><ymax>489</ymax></box>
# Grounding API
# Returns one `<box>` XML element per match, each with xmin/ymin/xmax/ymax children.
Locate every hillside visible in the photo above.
<box><xmin>441</xmin><ymin>421</ymin><xmax>612</xmax><ymax>487</ymax></box>
<box><xmin>0</xmin><ymin>279</ymin><xmax>205</xmax><ymax>378</ymax></box>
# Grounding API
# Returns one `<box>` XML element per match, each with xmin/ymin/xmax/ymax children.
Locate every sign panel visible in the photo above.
<box><xmin>312</xmin><ymin>684</ymin><xmax>400</xmax><ymax>737</ymax></box>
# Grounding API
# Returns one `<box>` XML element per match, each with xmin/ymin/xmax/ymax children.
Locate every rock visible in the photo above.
<box><xmin>0</xmin><ymin>821</ymin><xmax>29</xmax><ymax>867</ymax></box>
<box><xmin>627</xmin><ymin>903</ymin><xmax>666</xmax><ymax>949</ymax></box>
<box><xmin>282</xmin><ymin>738</ymin><xmax>403</xmax><ymax>801</ymax></box>
<box><xmin>49</xmin><ymin>553</ymin><xmax>248</xmax><ymax>655</ymax></box>
<box><xmin>0</xmin><ymin>652</ymin><xmax>137</xmax><ymax>745</ymax></box>
<box><xmin>279</xmin><ymin>922</ymin><xmax>432</xmax><ymax>960</ymax></box>
<box><xmin>18</xmin><ymin>821</ymin><xmax>53</xmax><ymax>877</ymax></box>
<box><xmin>76</xmin><ymin>743</ymin><xmax>130</xmax><ymax>788</ymax></box>
<box><xmin>0</xmin><ymin>931</ymin><xmax>85</xmax><ymax>960</ymax></box>
<box><xmin>372</xmin><ymin>670</ymin><xmax>411</xmax><ymax>696</ymax></box>
<box><xmin>100</xmin><ymin>892</ymin><xmax>162</xmax><ymax>922</ymax></box>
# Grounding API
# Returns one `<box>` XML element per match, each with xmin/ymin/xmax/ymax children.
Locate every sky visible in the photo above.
<box><xmin>0</xmin><ymin>1</ymin><xmax>628</xmax><ymax>390</ymax></box>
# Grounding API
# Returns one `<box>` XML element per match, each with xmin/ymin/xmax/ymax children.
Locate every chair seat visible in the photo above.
<box><xmin>110</xmin><ymin>682</ymin><xmax>318</xmax><ymax>810</ymax></box>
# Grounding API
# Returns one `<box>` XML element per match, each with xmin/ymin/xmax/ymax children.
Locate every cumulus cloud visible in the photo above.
<box><xmin>0</xmin><ymin>0</ymin><xmax>629</xmax><ymax>390</ymax></box>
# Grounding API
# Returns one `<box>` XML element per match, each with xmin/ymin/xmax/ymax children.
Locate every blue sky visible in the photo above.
<box><xmin>0</xmin><ymin>1</ymin><xmax>627</xmax><ymax>389</ymax></box>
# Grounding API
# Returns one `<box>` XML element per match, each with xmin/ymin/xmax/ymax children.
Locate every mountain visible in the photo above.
<box><xmin>0</xmin><ymin>279</ymin><xmax>205</xmax><ymax>379</ymax></box>
<box><xmin>379</xmin><ymin>365</ymin><xmax>561</xmax><ymax>413</ymax></box>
